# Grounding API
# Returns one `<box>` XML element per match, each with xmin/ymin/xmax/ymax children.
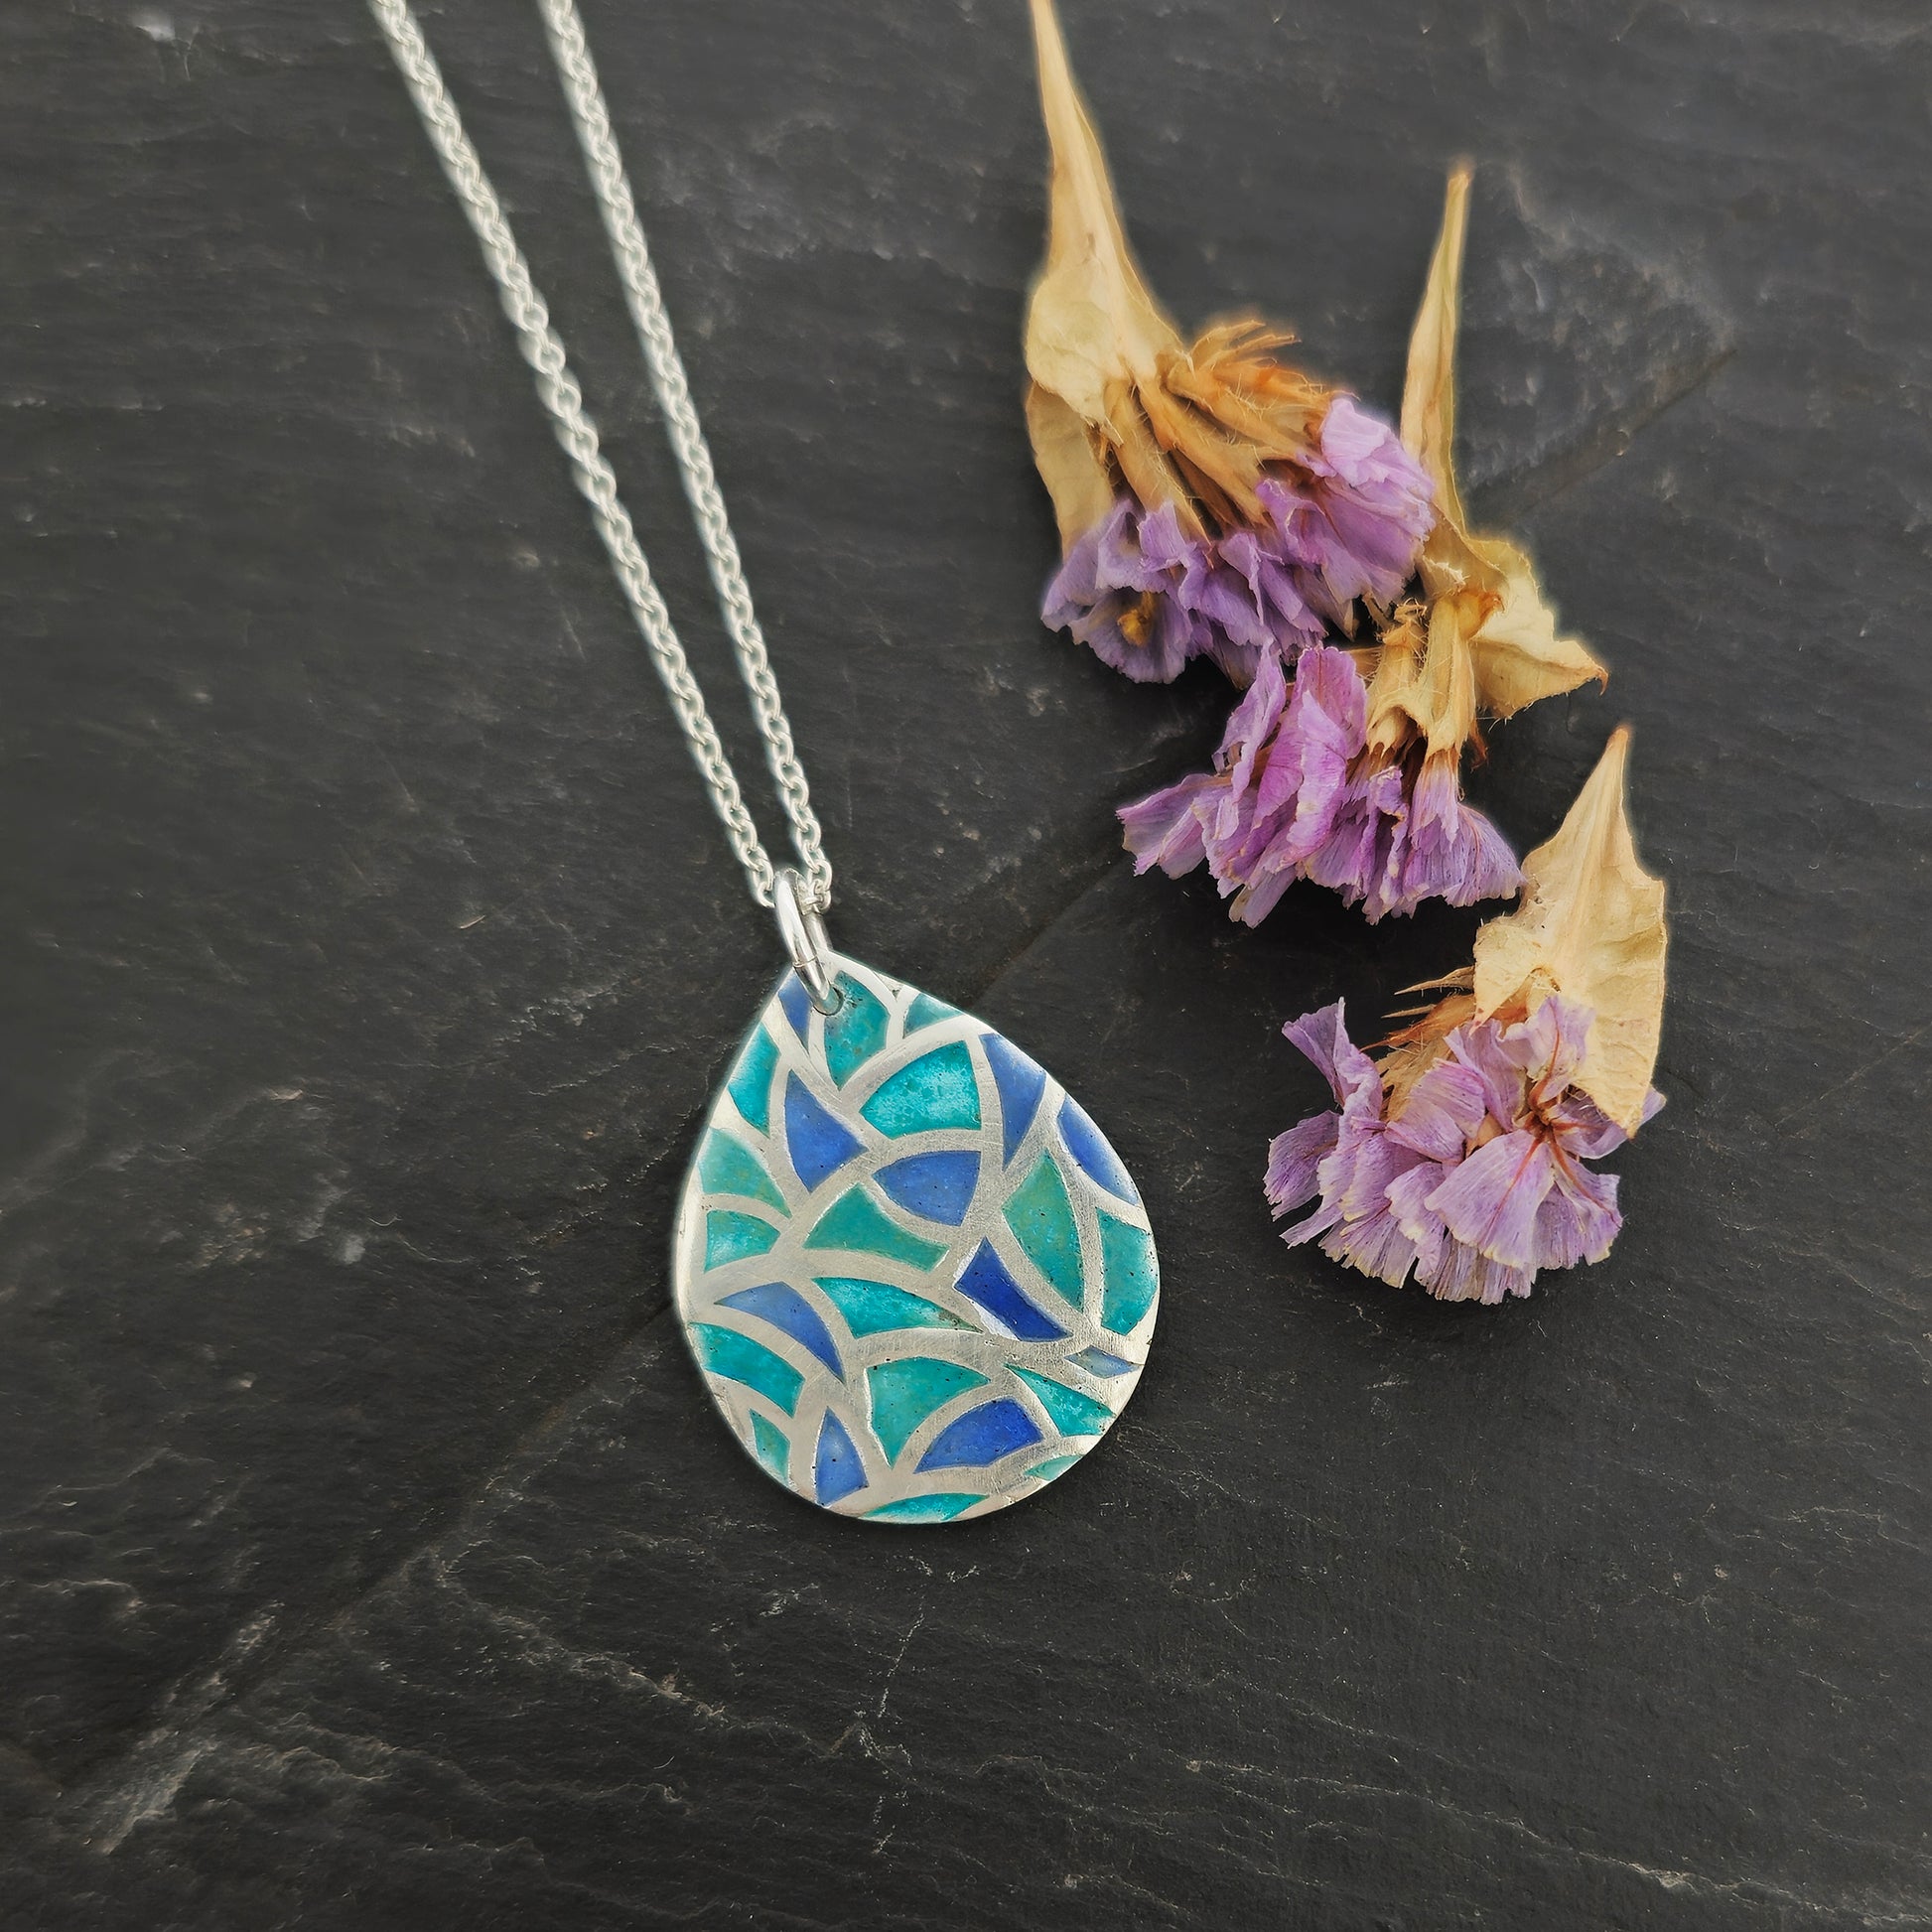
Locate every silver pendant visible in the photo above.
<box><xmin>671</xmin><ymin>918</ymin><xmax>1158</xmax><ymax>1524</ymax></box>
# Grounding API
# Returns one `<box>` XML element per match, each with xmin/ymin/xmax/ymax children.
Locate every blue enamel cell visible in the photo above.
<box><xmin>783</xmin><ymin>1073</ymin><xmax>864</xmax><ymax>1191</ymax></box>
<box><xmin>914</xmin><ymin>1398</ymin><xmax>1043</xmax><ymax>1471</ymax></box>
<box><xmin>873</xmin><ymin>1150</ymin><xmax>980</xmax><ymax>1227</ymax></box>
<box><xmin>719</xmin><ymin>1282</ymin><xmax>844</xmax><ymax>1380</ymax></box>
<box><xmin>1056</xmin><ymin>1094</ymin><xmax>1140</xmax><ymax>1205</ymax></box>
<box><xmin>813</xmin><ymin>1411</ymin><xmax>867</xmax><ymax>1504</ymax></box>
<box><xmin>981</xmin><ymin>1032</ymin><xmax>1047</xmax><ymax>1167</ymax></box>
<box><xmin>776</xmin><ymin>974</ymin><xmax>811</xmax><ymax>1041</ymax></box>
<box><xmin>1065</xmin><ymin>1344</ymin><xmax>1135</xmax><ymax>1378</ymax></box>
<box><xmin>951</xmin><ymin>1240</ymin><xmax>1068</xmax><ymax>1342</ymax></box>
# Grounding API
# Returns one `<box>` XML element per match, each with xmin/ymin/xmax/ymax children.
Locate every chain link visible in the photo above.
<box><xmin>535</xmin><ymin>0</ymin><xmax>832</xmax><ymax>912</ymax></box>
<box><xmin>367</xmin><ymin>0</ymin><xmax>831</xmax><ymax>912</ymax></box>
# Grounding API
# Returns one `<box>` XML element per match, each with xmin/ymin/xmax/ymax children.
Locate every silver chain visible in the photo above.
<box><xmin>366</xmin><ymin>0</ymin><xmax>832</xmax><ymax>913</ymax></box>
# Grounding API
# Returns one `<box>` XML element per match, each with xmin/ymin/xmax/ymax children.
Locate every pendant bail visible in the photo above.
<box><xmin>773</xmin><ymin>869</ymin><xmax>840</xmax><ymax>1015</ymax></box>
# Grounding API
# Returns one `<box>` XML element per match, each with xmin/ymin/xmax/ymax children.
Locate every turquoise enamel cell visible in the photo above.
<box><xmin>672</xmin><ymin>954</ymin><xmax>1159</xmax><ymax>1523</ymax></box>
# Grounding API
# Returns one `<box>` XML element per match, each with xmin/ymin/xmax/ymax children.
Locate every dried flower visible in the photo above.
<box><xmin>1265</xmin><ymin>731</ymin><xmax>1669</xmax><ymax>1302</ymax></box>
<box><xmin>1119</xmin><ymin>643</ymin><xmax>1520</xmax><ymax>921</ymax></box>
<box><xmin>1314</xmin><ymin>162</ymin><xmax>1610</xmax><ymax>894</ymax></box>
<box><xmin>1118</xmin><ymin>163</ymin><xmax>1617</xmax><ymax>922</ymax></box>
<box><xmin>1025</xmin><ymin>0</ymin><xmax>1432</xmax><ymax>684</ymax></box>
<box><xmin>1398</xmin><ymin>167</ymin><xmax>1608</xmax><ymax>725</ymax></box>
<box><xmin>1266</xmin><ymin>994</ymin><xmax>1661</xmax><ymax>1303</ymax></box>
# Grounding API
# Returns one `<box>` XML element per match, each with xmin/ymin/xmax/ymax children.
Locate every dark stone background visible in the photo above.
<box><xmin>2</xmin><ymin>0</ymin><xmax>1926</xmax><ymax>1925</ymax></box>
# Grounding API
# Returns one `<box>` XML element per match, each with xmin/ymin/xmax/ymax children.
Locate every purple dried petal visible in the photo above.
<box><xmin>1130</xmin><ymin>501</ymin><xmax>1195</xmax><ymax>579</ymax></box>
<box><xmin>1318</xmin><ymin>1203</ymin><xmax>1421</xmax><ymax>1287</ymax></box>
<box><xmin>1386</xmin><ymin>1058</ymin><xmax>1489</xmax><ymax>1161</ymax></box>
<box><xmin>1309</xmin><ymin>397</ymin><xmax>1437</xmax><ymax>600</ymax></box>
<box><xmin>1193</xmin><ymin>544</ymin><xmax>1280</xmax><ymax>654</ymax></box>
<box><xmin>1364</xmin><ymin>757</ymin><xmax>1523</xmax><ymax>922</ymax></box>
<box><xmin>1221</xmin><ymin>650</ymin><xmax>1291</xmax><ymax>787</ymax></box>
<box><xmin>1425</xmin><ymin>1129</ymin><xmax>1556</xmax><ymax>1272</ymax></box>
<box><xmin>1535</xmin><ymin>1159</ymin><xmax>1623</xmax><ymax>1270</ymax></box>
<box><xmin>1302</xmin><ymin>763</ymin><xmax>1403</xmax><ymax>907</ymax></box>
<box><xmin>1226</xmin><ymin>862</ymin><xmax>1298</xmax><ymax>928</ymax></box>
<box><xmin>1042</xmin><ymin>510</ymin><xmax>1107</xmax><ymax>624</ymax></box>
<box><xmin>1549</xmin><ymin>1104</ymin><xmax>1627</xmax><ymax>1162</ymax></box>
<box><xmin>1265</xmin><ymin>1111</ymin><xmax>1341</xmax><ymax>1218</ymax></box>
<box><xmin>1281</xmin><ymin>1000</ymin><xmax>1380</xmax><ymax>1112</ymax></box>
<box><xmin>1325</xmin><ymin>1117</ymin><xmax>1427</xmax><ymax>1228</ymax></box>
<box><xmin>1445</xmin><ymin>1018</ymin><xmax>1529</xmax><ymax>1132</ymax></box>
<box><xmin>1119</xmin><ymin>773</ymin><xmax>1215</xmax><ymax>878</ymax></box>
<box><xmin>1415</xmin><ymin>1238</ymin><xmax>1533</xmax><ymax>1305</ymax></box>
<box><xmin>1045</xmin><ymin>498</ymin><xmax>1200</xmax><ymax>683</ymax></box>
<box><xmin>1216</xmin><ymin>528</ymin><xmax>1326</xmax><ymax>660</ymax></box>
<box><xmin>1384</xmin><ymin>1160</ymin><xmax>1451</xmax><ymax>1274</ymax></box>
<box><xmin>1253</xmin><ymin>399</ymin><xmax>1435</xmax><ymax>627</ymax></box>
<box><xmin>1251</xmin><ymin>645</ymin><xmax>1368</xmax><ymax>868</ymax></box>
<box><xmin>1505</xmin><ymin>991</ymin><xmax>1592</xmax><ymax>1093</ymax></box>
<box><xmin>1277</xmin><ymin>1191</ymin><xmax>1345</xmax><ymax>1247</ymax></box>
<box><xmin>1072</xmin><ymin>585</ymin><xmax>1199</xmax><ymax>683</ymax></box>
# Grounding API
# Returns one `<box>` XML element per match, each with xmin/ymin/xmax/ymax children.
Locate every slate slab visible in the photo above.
<box><xmin>2</xmin><ymin>0</ymin><xmax>1926</xmax><ymax>1925</ymax></box>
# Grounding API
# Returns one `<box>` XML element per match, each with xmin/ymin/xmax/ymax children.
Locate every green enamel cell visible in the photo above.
<box><xmin>824</xmin><ymin>975</ymin><xmax>893</xmax><ymax>1085</ymax></box>
<box><xmin>725</xmin><ymin>1026</ymin><xmax>780</xmax><ymax>1134</ymax></box>
<box><xmin>865</xmin><ymin>1492</ymin><xmax>982</xmax><ymax>1523</ymax></box>
<box><xmin>1012</xmin><ymin>1366</ymin><xmax>1113</xmax><ymax>1438</ymax></box>
<box><xmin>903</xmin><ymin>992</ymin><xmax>960</xmax><ymax>1034</ymax></box>
<box><xmin>704</xmin><ymin>1209</ymin><xmax>780</xmax><ymax>1270</ymax></box>
<box><xmin>1024</xmin><ymin>1455</ymin><xmax>1081</xmax><ymax>1483</ymax></box>
<box><xmin>749</xmin><ymin>1410</ymin><xmax>791</xmax><ymax>1480</ymax></box>
<box><xmin>698</xmin><ymin>1131</ymin><xmax>788</xmax><ymax>1215</ymax></box>
<box><xmin>814</xmin><ymin>1276</ymin><xmax>974</xmax><ymax>1336</ymax></box>
<box><xmin>1098</xmin><ymin>1211</ymin><xmax>1159</xmax><ymax>1334</ymax></box>
<box><xmin>691</xmin><ymin>1323</ymin><xmax>803</xmax><ymax>1416</ymax></box>
<box><xmin>802</xmin><ymin>1187</ymin><xmax>948</xmax><ymax>1271</ymax></box>
<box><xmin>1002</xmin><ymin>1154</ymin><xmax>1084</xmax><ymax>1307</ymax></box>
<box><xmin>861</xmin><ymin>1040</ymin><xmax>981</xmax><ymax>1138</ymax></box>
<box><xmin>866</xmin><ymin>1357</ymin><xmax>988</xmax><ymax>1463</ymax></box>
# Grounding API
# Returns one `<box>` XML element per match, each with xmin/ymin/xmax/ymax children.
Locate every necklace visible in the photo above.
<box><xmin>368</xmin><ymin>0</ymin><xmax>1159</xmax><ymax>1524</ymax></box>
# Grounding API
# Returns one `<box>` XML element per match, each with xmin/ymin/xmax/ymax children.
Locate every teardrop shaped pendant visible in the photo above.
<box><xmin>672</xmin><ymin>955</ymin><xmax>1159</xmax><ymax>1523</ymax></box>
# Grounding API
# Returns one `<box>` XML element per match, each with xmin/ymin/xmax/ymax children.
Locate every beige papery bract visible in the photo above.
<box><xmin>1383</xmin><ymin>729</ymin><xmax>1669</xmax><ymax>1137</ymax></box>
<box><xmin>1359</xmin><ymin>165</ymin><xmax>1609</xmax><ymax>796</ymax></box>
<box><xmin>1023</xmin><ymin>0</ymin><xmax>1330</xmax><ymax>553</ymax></box>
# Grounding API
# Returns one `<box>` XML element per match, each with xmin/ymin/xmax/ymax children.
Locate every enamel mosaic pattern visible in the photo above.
<box><xmin>672</xmin><ymin>955</ymin><xmax>1158</xmax><ymax>1522</ymax></box>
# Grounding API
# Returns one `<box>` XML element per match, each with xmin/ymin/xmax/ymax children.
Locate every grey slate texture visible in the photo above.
<box><xmin>1</xmin><ymin>0</ymin><xmax>1927</xmax><ymax>1925</ymax></box>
